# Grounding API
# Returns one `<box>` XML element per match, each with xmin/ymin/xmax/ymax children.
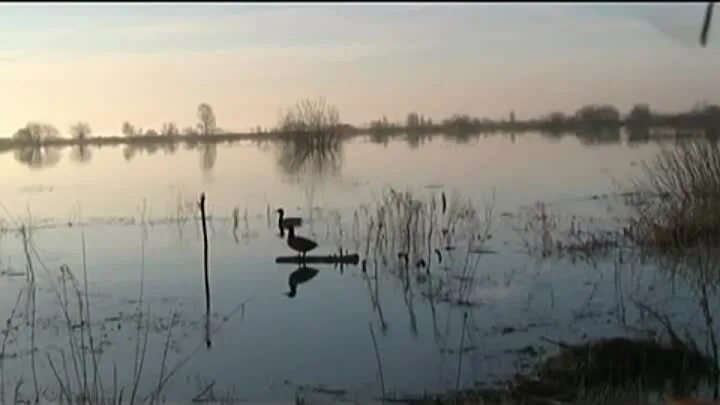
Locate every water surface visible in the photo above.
<box><xmin>0</xmin><ymin>131</ymin><xmax>708</xmax><ymax>402</ymax></box>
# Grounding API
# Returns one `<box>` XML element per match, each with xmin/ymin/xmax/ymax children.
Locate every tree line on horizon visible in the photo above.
<box><xmin>6</xmin><ymin>100</ymin><xmax>720</xmax><ymax>145</ymax></box>
<box><xmin>8</xmin><ymin>103</ymin><xmax>221</xmax><ymax>145</ymax></box>
<box><xmin>368</xmin><ymin>103</ymin><xmax>720</xmax><ymax>136</ymax></box>
<box><xmin>5</xmin><ymin>98</ymin><xmax>719</xmax><ymax>171</ymax></box>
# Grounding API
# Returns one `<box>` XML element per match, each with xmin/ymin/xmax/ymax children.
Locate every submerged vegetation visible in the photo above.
<box><xmin>349</xmin><ymin>187</ymin><xmax>493</xmax><ymax>313</ymax></box>
<box><xmin>0</xmin><ymin>224</ymin><xmax>172</xmax><ymax>404</ymax></box>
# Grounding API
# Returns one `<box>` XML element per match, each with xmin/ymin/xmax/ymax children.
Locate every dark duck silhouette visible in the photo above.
<box><xmin>276</xmin><ymin>208</ymin><xmax>303</xmax><ymax>236</ymax></box>
<box><xmin>286</xmin><ymin>224</ymin><xmax>318</xmax><ymax>261</ymax></box>
<box><xmin>286</xmin><ymin>265</ymin><xmax>319</xmax><ymax>298</ymax></box>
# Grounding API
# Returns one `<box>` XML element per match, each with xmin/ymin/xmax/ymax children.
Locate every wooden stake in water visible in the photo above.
<box><xmin>199</xmin><ymin>193</ymin><xmax>211</xmax><ymax>348</ymax></box>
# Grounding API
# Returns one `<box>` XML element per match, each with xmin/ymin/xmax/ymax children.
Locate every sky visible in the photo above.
<box><xmin>1</xmin><ymin>2</ymin><xmax>719</xmax><ymax>136</ymax></box>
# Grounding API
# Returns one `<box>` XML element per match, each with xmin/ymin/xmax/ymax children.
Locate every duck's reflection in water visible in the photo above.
<box><xmin>286</xmin><ymin>265</ymin><xmax>319</xmax><ymax>298</ymax></box>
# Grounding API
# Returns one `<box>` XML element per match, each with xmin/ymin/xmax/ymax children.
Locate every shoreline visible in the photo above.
<box><xmin>0</xmin><ymin>123</ymin><xmax>714</xmax><ymax>150</ymax></box>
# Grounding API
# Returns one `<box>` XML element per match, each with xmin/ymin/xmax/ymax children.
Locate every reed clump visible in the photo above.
<box><xmin>513</xmin><ymin>202</ymin><xmax>625</xmax><ymax>261</ymax></box>
<box><xmin>631</xmin><ymin>140</ymin><xmax>720</xmax><ymax>253</ymax></box>
<box><xmin>353</xmin><ymin>187</ymin><xmax>494</xmax><ymax>311</ymax></box>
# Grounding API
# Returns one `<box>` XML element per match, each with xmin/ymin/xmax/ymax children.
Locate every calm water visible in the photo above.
<box><xmin>0</xmin><ymin>131</ymin><xmax>711</xmax><ymax>402</ymax></box>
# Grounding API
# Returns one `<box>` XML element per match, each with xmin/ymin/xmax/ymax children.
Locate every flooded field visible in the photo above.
<box><xmin>0</xmin><ymin>131</ymin><xmax>717</xmax><ymax>403</ymax></box>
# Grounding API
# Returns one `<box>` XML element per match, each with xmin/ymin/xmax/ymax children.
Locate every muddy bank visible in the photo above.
<box><xmin>404</xmin><ymin>336</ymin><xmax>716</xmax><ymax>405</ymax></box>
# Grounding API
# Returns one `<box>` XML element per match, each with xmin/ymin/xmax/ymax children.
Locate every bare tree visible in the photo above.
<box><xmin>197</xmin><ymin>103</ymin><xmax>217</xmax><ymax>136</ymax></box>
<box><xmin>122</xmin><ymin>122</ymin><xmax>139</xmax><ymax>138</ymax></box>
<box><xmin>161</xmin><ymin>122</ymin><xmax>179</xmax><ymax>137</ymax></box>
<box><xmin>278</xmin><ymin>97</ymin><xmax>340</xmax><ymax>143</ymax></box>
<box><xmin>406</xmin><ymin>112</ymin><xmax>420</xmax><ymax>129</ymax></box>
<box><xmin>70</xmin><ymin>122</ymin><xmax>92</xmax><ymax>141</ymax></box>
<box><xmin>13</xmin><ymin>122</ymin><xmax>60</xmax><ymax>144</ymax></box>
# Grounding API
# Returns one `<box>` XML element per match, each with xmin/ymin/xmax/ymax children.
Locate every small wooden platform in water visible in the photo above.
<box><xmin>275</xmin><ymin>253</ymin><xmax>360</xmax><ymax>265</ymax></box>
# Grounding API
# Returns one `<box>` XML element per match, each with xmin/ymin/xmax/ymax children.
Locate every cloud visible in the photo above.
<box><xmin>1</xmin><ymin>3</ymin><xmax>702</xmax><ymax>60</ymax></box>
<box><xmin>560</xmin><ymin>3</ymin><xmax>711</xmax><ymax>48</ymax></box>
<box><xmin>641</xmin><ymin>5</ymin><xmax>709</xmax><ymax>47</ymax></box>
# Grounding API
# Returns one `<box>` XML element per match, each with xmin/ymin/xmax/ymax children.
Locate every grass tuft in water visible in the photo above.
<box><xmin>631</xmin><ymin>139</ymin><xmax>720</xmax><ymax>253</ymax></box>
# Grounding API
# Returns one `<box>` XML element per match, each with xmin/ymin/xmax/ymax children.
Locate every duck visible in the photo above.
<box><xmin>276</xmin><ymin>208</ymin><xmax>303</xmax><ymax>236</ymax></box>
<box><xmin>286</xmin><ymin>224</ymin><xmax>317</xmax><ymax>261</ymax></box>
<box><xmin>286</xmin><ymin>265</ymin><xmax>319</xmax><ymax>298</ymax></box>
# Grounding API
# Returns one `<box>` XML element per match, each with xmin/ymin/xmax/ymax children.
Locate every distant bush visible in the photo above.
<box><xmin>626</xmin><ymin>104</ymin><xmax>652</xmax><ymax>127</ymax></box>
<box><xmin>575</xmin><ymin>104</ymin><xmax>621</xmax><ymax>126</ymax></box>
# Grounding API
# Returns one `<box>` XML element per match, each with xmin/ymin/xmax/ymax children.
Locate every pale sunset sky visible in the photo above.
<box><xmin>1</xmin><ymin>2</ymin><xmax>718</xmax><ymax>137</ymax></box>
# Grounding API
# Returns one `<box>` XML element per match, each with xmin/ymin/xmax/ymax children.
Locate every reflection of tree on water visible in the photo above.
<box><xmin>200</xmin><ymin>143</ymin><xmax>217</xmax><ymax>173</ymax></box>
<box><xmin>162</xmin><ymin>140</ymin><xmax>178</xmax><ymax>155</ymax></box>
<box><xmin>70</xmin><ymin>144</ymin><xmax>92</xmax><ymax>163</ymax></box>
<box><xmin>122</xmin><ymin>140</ymin><xmax>180</xmax><ymax>162</ymax></box>
<box><xmin>275</xmin><ymin>137</ymin><xmax>343</xmax><ymax>181</ymax></box>
<box><xmin>626</xmin><ymin>126</ymin><xmax>651</xmax><ymax>146</ymax></box>
<box><xmin>405</xmin><ymin>132</ymin><xmax>432</xmax><ymax>149</ymax></box>
<box><xmin>121</xmin><ymin>139</ymin><xmax>217</xmax><ymax>173</ymax></box>
<box><xmin>576</xmin><ymin>126</ymin><xmax>622</xmax><ymax>146</ymax></box>
<box><xmin>122</xmin><ymin>145</ymin><xmax>137</xmax><ymax>161</ymax></box>
<box><xmin>14</xmin><ymin>145</ymin><xmax>61</xmax><ymax>169</ymax></box>
<box><xmin>369</xmin><ymin>132</ymin><xmax>390</xmax><ymax>147</ymax></box>
<box><xmin>180</xmin><ymin>140</ymin><xmax>216</xmax><ymax>172</ymax></box>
